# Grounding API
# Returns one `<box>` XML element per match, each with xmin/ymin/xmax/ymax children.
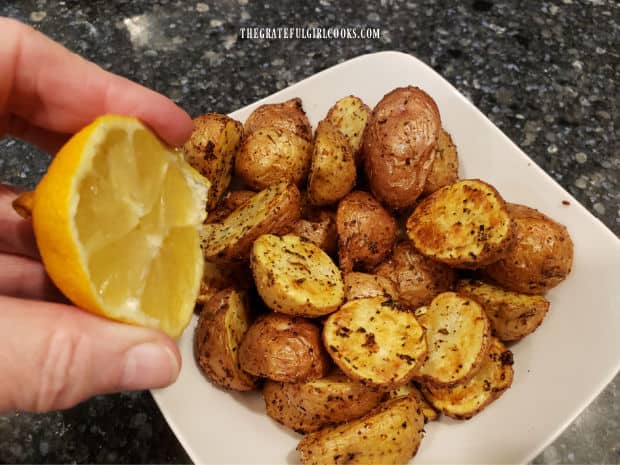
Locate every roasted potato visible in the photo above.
<box><xmin>307</xmin><ymin>120</ymin><xmax>356</xmax><ymax>206</ymax></box>
<box><xmin>196</xmin><ymin>260</ymin><xmax>253</xmax><ymax>306</ymax></box>
<box><xmin>422</xmin><ymin>129</ymin><xmax>459</xmax><ymax>195</ymax></box>
<box><xmin>297</xmin><ymin>395</ymin><xmax>426</xmax><ymax>465</ymax></box>
<box><xmin>414</xmin><ymin>292</ymin><xmax>491</xmax><ymax>387</ymax></box>
<box><xmin>363</xmin><ymin>86</ymin><xmax>441</xmax><ymax>210</ymax></box>
<box><xmin>406</xmin><ymin>179</ymin><xmax>514</xmax><ymax>268</ymax></box>
<box><xmin>291</xmin><ymin>209</ymin><xmax>337</xmax><ymax>255</ymax></box>
<box><xmin>200</xmin><ymin>182</ymin><xmax>301</xmax><ymax>262</ymax></box>
<box><xmin>343</xmin><ymin>272</ymin><xmax>398</xmax><ymax>301</ymax></box>
<box><xmin>336</xmin><ymin>191</ymin><xmax>397</xmax><ymax>273</ymax></box>
<box><xmin>194</xmin><ymin>289</ymin><xmax>258</xmax><ymax>391</ymax></box>
<box><xmin>456</xmin><ymin>279</ymin><xmax>550</xmax><ymax>341</ymax></box>
<box><xmin>263</xmin><ymin>369</ymin><xmax>384</xmax><ymax>433</ymax></box>
<box><xmin>323</xmin><ymin>297</ymin><xmax>427</xmax><ymax>388</ymax></box>
<box><xmin>236</xmin><ymin>99</ymin><xmax>313</xmax><ymax>190</ymax></box>
<box><xmin>238</xmin><ymin>312</ymin><xmax>331</xmax><ymax>382</ymax></box>
<box><xmin>250</xmin><ymin>234</ymin><xmax>344</xmax><ymax>316</ymax></box>
<box><xmin>205</xmin><ymin>189</ymin><xmax>256</xmax><ymax>224</ymax></box>
<box><xmin>374</xmin><ymin>241</ymin><xmax>456</xmax><ymax>309</ymax></box>
<box><xmin>422</xmin><ymin>337</ymin><xmax>514</xmax><ymax>420</ymax></box>
<box><xmin>324</xmin><ymin>95</ymin><xmax>371</xmax><ymax>163</ymax></box>
<box><xmin>182</xmin><ymin>113</ymin><xmax>243</xmax><ymax>210</ymax></box>
<box><xmin>244</xmin><ymin>97</ymin><xmax>312</xmax><ymax>141</ymax></box>
<box><xmin>483</xmin><ymin>203</ymin><xmax>574</xmax><ymax>294</ymax></box>
<box><xmin>387</xmin><ymin>383</ymin><xmax>440</xmax><ymax>422</ymax></box>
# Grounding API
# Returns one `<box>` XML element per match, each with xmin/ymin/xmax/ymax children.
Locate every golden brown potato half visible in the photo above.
<box><xmin>307</xmin><ymin>120</ymin><xmax>356</xmax><ymax>206</ymax></box>
<box><xmin>201</xmin><ymin>182</ymin><xmax>301</xmax><ymax>262</ymax></box>
<box><xmin>244</xmin><ymin>97</ymin><xmax>312</xmax><ymax>141</ymax></box>
<box><xmin>235</xmin><ymin>127</ymin><xmax>313</xmax><ymax>190</ymax></box>
<box><xmin>250</xmin><ymin>234</ymin><xmax>344</xmax><ymax>317</ymax></box>
<box><xmin>423</xmin><ymin>129</ymin><xmax>459</xmax><ymax>195</ymax></box>
<box><xmin>456</xmin><ymin>279</ymin><xmax>550</xmax><ymax>341</ymax></box>
<box><xmin>182</xmin><ymin>113</ymin><xmax>243</xmax><ymax>211</ymax></box>
<box><xmin>297</xmin><ymin>395</ymin><xmax>426</xmax><ymax>465</ymax></box>
<box><xmin>387</xmin><ymin>383</ymin><xmax>440</xmax><ymax>422</ymax></box>
<box><xmin>323</xmin><ymin>297</ymin><xmax>427</xmax><ymax>388</ymax></box>
<box><xmin>291</xmin><ymin>209</ymin><xmax>337</xmax><ymax>255</ymax></box>
<box><xmin>194</xmin><ymin>289</ymin><xmax>258</xmax><ymax>391</ymax></box>
<box><xmin>238</xmin><ymin>312</ymin><xmax>331</xmax><ymax>382</ymax></box>
<box><xmin>414</xmin><ymin>292</ymin><xmax>491</xmax><ymax>387</ymax></box>
<box><xmin>343</xmin><ymin>272</ymin><xmax>398</xmax><ymax>301</ymax></box>
<box><xmin>336</xmin><ymin>191</ymin><xmax>397</xmax><ymax>273</ymax></box>
<box><xmin>263</xmin><ymin>369</ymin><xmax>384</xmax><ymax>433</ymax></box>
<box><xmin>406</xmin><ymin>179</ymin><xmax>514</xmax><ymax>268</ymax></box>
<box><xmin>196</xmin><ymin>260</ymin><xmax>253</xmax><ymax>306</ymax></box>
<box><xmin>483</xmin><ymin>203</ymin><xmax>574</xmax><ymax>294</ymax></box>
<box><xmin>422</xmin><ymin>337</ymin><xmax>514</xmax><ymax>420</ymax></box>
<box><xmin>374</xmin><ymin>241</ymin><xmax>456</xmax><ymax>309</ymax></box>
<box><xmin>363</xmin><ymin>86</ymin><xmax>441</xmax><ymax>210</ymax></box>
<box><xmin>205</xmin><ymin>190</ymin><xmax>256</xmax><ymax>224</ymax></box>
<box><xmin>325</xmin><ymin>95</ymin><xmax>371</xmax><ymax>163</ymax></box>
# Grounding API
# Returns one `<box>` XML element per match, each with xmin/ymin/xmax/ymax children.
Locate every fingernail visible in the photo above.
<box><xmin>121</xmin><ymin>343</ymin><xmax>179</xmax><ymax>390</ymax></box>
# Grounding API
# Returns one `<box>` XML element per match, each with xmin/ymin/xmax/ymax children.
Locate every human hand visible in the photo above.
<box><xmin>0</xmin><ymin>17</ymin><xmax>193</xmax><ymax>412</ymax></box>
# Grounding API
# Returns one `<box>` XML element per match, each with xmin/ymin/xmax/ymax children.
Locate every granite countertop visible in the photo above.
<box><xmin>0</xmin><ymin>0</ymin><xmax>618</xmax><ymax>463</ymax></box>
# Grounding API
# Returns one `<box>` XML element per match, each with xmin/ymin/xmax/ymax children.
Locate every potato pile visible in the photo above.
<box><xmin>183</xmin><ymin>87</ymin><xmax>574</xmax><ymax>465</ymax></box>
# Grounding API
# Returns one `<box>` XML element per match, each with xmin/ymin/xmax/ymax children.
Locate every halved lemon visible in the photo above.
<box><xmin>32</xmin><ymin>115</ymin><xmax>209</xmax><ymax>337</ymax></box>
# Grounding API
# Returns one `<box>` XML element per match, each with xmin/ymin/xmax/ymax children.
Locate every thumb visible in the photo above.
<box><xmin>0</xmin><ymin>295</ymin><xmax>181</xmax><ymax>413</ymax></box>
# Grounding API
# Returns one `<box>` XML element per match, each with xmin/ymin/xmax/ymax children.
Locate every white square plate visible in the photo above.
<box><xmin>152</xmin><ymin>51</ymin><xmax>620</xmax><ymax>464</ymax></box>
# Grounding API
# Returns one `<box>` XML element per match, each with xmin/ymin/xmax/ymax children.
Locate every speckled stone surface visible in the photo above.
<box><xmin>0</xmin><ymin>0</ymin><xmax>618</xmax><ymax>463</ymax></box>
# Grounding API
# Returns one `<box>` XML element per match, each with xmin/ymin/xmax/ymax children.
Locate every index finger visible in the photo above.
<box><xmin>0</xmin><ymin>17</ymin><xmax>192</xmax><ymax>147</ymax></box>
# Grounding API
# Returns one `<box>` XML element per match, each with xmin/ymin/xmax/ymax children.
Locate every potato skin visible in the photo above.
<box><xmin>244</xmin><ymin>97</ymin><xmax>312</xmax><ymax>141</ymax></box>
<box><xmin>297</xmin><ymin>395</ymin><xmax>426</xmax><ymax>465</ymax></box>
<box><xmin>374</xmin><ymin>241</ymin><xmax>455</xmax><ymax>309</ymax></box>
<box><xmin>483</xmin><ymin>203</ymin><xmax>574</xmax><ymax>294</ymax></box>
<box><xmin>336</xmin><ymin>191</ymin><xmax>397</xmax><ymax>273</ymax></box>
<box><xmin>423</xmin><ymin>129</ymin><xmax>459</xmax><ymax>195</ymax></box>
<box><xmin>182</xmin><ymin>113</ymin><xmax>243</xmax><ymax>210</ymax></box>
<box><xmin>343</xmin><ymin>272</ymin><xmax>398</xmax><ymax>301</ymax></box>
<box><xmin>194</xmin><ymin>289</ymin><xmax>258</xmax><ymax>391</ymax></box>
<box><xmin>307</xmin><ymin>120</ymin><xmax>356</xmax><ymax>206</ymax></box>
<box><xmin>363</xmin><ymin>86</ymin><xmax>441</xmax><ymax>210</ymax></box>
<box><xmin>201</xmin><ymin>182</ymin><xmax>301</xmax><ymax>263</ymax></box>
<box><xmin>196</xmin><ymin>260</ymin><xmax>253</xmax><ymax>306</ymax></box>
<box><xmin>206</xmin><ymin>190</ymin><xmax>256</xmax><ymax>224</ymax></box>
<box><xmin>325</xmin><ymin>95</ymin><xmax>371</xmax><ymax>163</ymax></box>
<box><xmin>239</xmin><ymin>313</ymin><xmax>331</xmax><ymax>382</ymax></box>
<box><xmin>263</xmin><ymin>370</ymin><xmax>384</xmax><ymax>433</ymax></box>
<box><xmin>456</xmin><ymin>278</ymin><xmax>550</xmax><ymax>341</ymax></box>
<box><xmin>291</xmin><ymin>209</ymin><xmax>338</xmax><ymax>255</ymax></box>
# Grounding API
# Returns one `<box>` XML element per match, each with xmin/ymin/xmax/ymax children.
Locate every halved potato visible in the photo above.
<box><xmin>374</xmin><ymin>241</ymin><xmax>456</xmax><ymax>309</ymax></box>
<box><xmin>422</xmin><ymin>129</ymin><xmax>459</xmax><ymax>196</ymax></box>
<box><xmin>325</xmin><ymin>95</ymin><xmax>371</xmax><ymax>162</ymax></box>
<box><xmin>196</xmin><ymin>260</ymin><xmax>253</xmax><ymax>306</ymax></box>
<box><xmin>336</xmin><ymin>191</ymin><xmax>397</xmax><ymax>273</ymax></box>
<box><xmin>406</xmin><ymin>179</ymin><xmax>514</xmax><ymax>268</ymax></box>
<box><xmin>343</xmin><ymin>272</ymin><xmax>398</xmax><ymax>301</ymax></box>
<box><xmin>422</xmin><ymin>337</ymin><xmax>514</xmax><ymax>419</ymax></box>
<box><xmin>323</xmin><ymin>297</ymin><xmax>427</xmax><ymax>388</ymax></box>
<box><xmin>263</xmin><ymin>369</ymin><xmax>384</xmax><ymax>433</ymax></box>
<box><xmin>194</xmin><ymin>289</ymin><xmax>258</xmax><ymax>391</ymax></box>
<box><xmin>182</xmin><ymin>113</ymin><xmax>243</xmax><ymax>210</ymax></box>
<box><xmin>456</xmin><ymin>279</ymin><xmax>550</xmax><ymax>341</ymax></box>
<box><xmin>291</xmin><ymin>209</ymin><xmax>337</xmax><ymax>255</ymax></box>
<box><xmin>414</xmin><ymin>292</ymin><xmax>491</xmax><ymax>387</ymax></box>
<box><xmin>244</xmin><ymin>97</ymin><xmax>312</xmax><ymax>141</ymax></box>
<box><xmin>363</xmin><ymin>86</ymin><xmax>441</xmax><ymax>210</ymax></box>
<box><xmin>201</xmin><ymin>182</ymin><xmax>301</xmax><ymax>262</ymax></box>
<box><xmin>238</xmin><ymin>312</ymin><xmax>331</xmax><ymax>382</ymax></box>
<box><xmin>307</xmin><ymin>120</ymin><xmax>356</xmax><ymax>206</ymax></box>
<box><xmin>297</xmin><ymin>395</ymin><xmax>426</xmax><ymax>465</ymax></box>
<box><xmin>387</xmin><ymin>383</ymin><xmax>440</xmax><ymax>422</ymax></box>
<box><xmin>205</xmin><ymin>189</ymin><xmax>256</xmax><ymax>224</ymax></box>
<box><xmin>251</xmin><ymin>234</ymin><xmax>344</xmax><ymax>317</ymax></box>
<box><xmin>483</xmin><ymin>203</ymin><xmax>574</xmax><ymax>294</ymax></box>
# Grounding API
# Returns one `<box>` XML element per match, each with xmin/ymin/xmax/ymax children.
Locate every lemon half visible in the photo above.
<box><xmin>32</xmin><ymin>115</ymin><xmax>209</xmax><ymax>337</ymax></box>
